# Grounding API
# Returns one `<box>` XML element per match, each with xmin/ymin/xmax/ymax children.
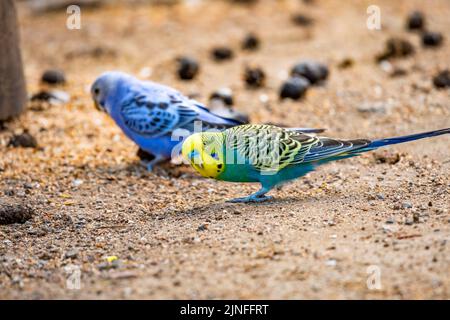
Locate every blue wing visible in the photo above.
<box><xmin>119</xmin><ymin>81</ymin><xmax>241</xmax><ymax>138</ymax></box>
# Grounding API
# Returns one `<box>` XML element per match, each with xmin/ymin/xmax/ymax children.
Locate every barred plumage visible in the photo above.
<box><xmin>182</xmin><ymin>124</ymin><xmax>450</xmax><ymax>203</ymax></box>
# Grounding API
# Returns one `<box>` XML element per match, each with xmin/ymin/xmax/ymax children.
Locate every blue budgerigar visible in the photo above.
<box><xmin>91</xmin><ymin>71</ymin><xmax>323</xmax><ymax>170</ymax></box>
<box><xmin>90</xmin><ymin>71</ymin><xmax>245</xmax><ymax>170</ymax></box>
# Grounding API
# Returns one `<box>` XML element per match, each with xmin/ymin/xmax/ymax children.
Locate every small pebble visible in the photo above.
<box><xmin>291</xmin><ymin>61</ymin><xmax>329</xmax><ymax>85</ymax></box>
<box><xmin>72</xmin><ymin>179</ymin><xmax>84</xmax><ymax>187</ymax></box>
<box><xmin>8</xmin><ymin>131</ymin><xmax>38</xmax><ymax>148</ymax></box>
<box><xmin>241</xmin><ymin>33</ymin><xmax>260</xmax><ymax>51</ymax></box>
<box><xmin>376</xmin><ymin>193</ymin><xmax>385</xmax><ymax>200</ymax></box>
<box><xmin>243</xmin><ymin>66</ymin><xmax>266</xmax><ymax>88</ymax></box>
<box><xmin>422</xmin><ymin>31</ymin><xmax>443</xmax><ymax>47</ymax></box>
<box><xmin>279</xmin><ymin>76</ymin><xmax>310</xmax><ymax>100</ymax></box>
<box><xmin>357</xmin><ymin>102</ymin><xmax>387</xmax><ymax>114</ymax></box>
<box><xmin>433</xmin><ymin>70</ymin><xmax>450</xmax><ymax>89</ymax></box>
<box><xmin>211</xmin><ymin>47</ymin><xmax>234</xmax><ymax>61</ymax></box>
<box><xmin>209</xmin><ymin>88</ymin><xmax>234</xmax><ymax>106</ymax></box>
<box><xmin>65</xmin><ymin>249</ymin><xmax>79</xmax><ymax>259</ymax></box>
<box><xmin>138</xmin><ymin>67</ymin><xmax>153</xmax><ymax>78</ymax></box>
<box><xmin>337</xmin><ymin>58</ymin><xmax>354</xmax><ymax>69</ymax></box>
<box><xmin>406</xmin><ymin>11</ymin><xmax>425</xmax><ymax>31</ymax></box>
<box><xmin>176</xmin><ymin>56</ymin><xmax>199</xmax><ymax>80</ymax></box>
<box><xmin>325</xmin><ymin>259</ymin><xmax>337</xmax><ymax>267</ymax></box>
<box><xmin>402</xmin><ymin>202</ymin><xmax>413</xmax><ymax>209</ymax></box>
<box><xmin>41</xmin><ymin>69</ymin><xmax>66</xmax><ymax>85</ymax></box>
<box><xmin>197</xmin><ymin>224</ymin><xmax>208</xmax><ymax>232</ymax></box>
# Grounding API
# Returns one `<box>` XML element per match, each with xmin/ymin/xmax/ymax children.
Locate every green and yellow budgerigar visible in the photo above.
<box><xmin>182</xmin><ymin>124</ymin><xmax>450</xmax><ymax>203</ymax></box>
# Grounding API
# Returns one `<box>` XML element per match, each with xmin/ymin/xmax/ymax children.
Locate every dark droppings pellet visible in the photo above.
<box><xmin>433</xmin><ymin>70</ymin><xmax>450</xmax><ymax>89</ymax></box>
<box><xmin>241</xmin><ymin>33</ymin><xmax>260</xmax><ymax>51</ymax></box>
<box><xmin>422</xmin><ymin>31</ymin><xmax>443</xmax><ymax>47</ymax></box>
<box><xmin>376</xmin><ymin>37</ymin><xmax>415</xmax><ymax>61</ymax></box>
<box><xmin>290</xmin><ymin>61</ymin><xmax>329</xmax><ymax>85</ymax></box>
<box><xmin>8</xmin><ymin>131</ymin><xmax>38</xmax><ymax>148</ymax></box>
<box><xmin>211</xmin><ymin>47</ymin><xmax>234</xmax><ymax>61</ymax></box>
<box><xmin>176</xmin><ymin>56</ymin><xmax>199</xmax><ymax>80</ymax></box>
<box><xmin>279</xmin><ymin>76</ymin><xmax>310</xmax><ymax>100</ymax></box>
<box><xmin>31</xmin><ymin>90</ymin><xmax>54</xmax><ymax>102</ymax></box>
<box><xmin>243</xmin><ymin>66</ymin><xmax>266</xmax><ymax>88</ymax></box>
<box><xmin>41</xmin><ymin>69</ymin><xmax>66</xmax><ymax>85</ymax></box>
<box><xmin>406</xmin><ymin>11</ymin><xmax>425</xmax><ymax>31</ymax></box>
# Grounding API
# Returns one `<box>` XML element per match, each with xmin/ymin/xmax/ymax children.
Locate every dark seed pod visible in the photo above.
<box><xmin>241</xmin><ymin>33</ymin><xmax>260</xmax><ymax>51</ymax></box>
<box><xmin>422</xmin><ymin>31</ymin><xmax>443</xmax><ymax>47</ymax></box>
<box><xmin>433</xmin><ymin>70</ymin><xmax>450</xmax><ymax>89</ymax></box>
<box><xmin>279</xmin><ymin>76</ymin><xmax>310</xmax><ymax>100</ymax></box>
<box><xmin>243</xmin><ymin>66</ymin><xmax>266</xmax><ymax>88</ymax></box>
<box><xmin>406</xmin><ymin>11</ymin><xmax>425</xmax><ymax>31</ymax></box>
<box><xmin>176</xmin><ymin>56</ymin><xmax>199</xmax><ymax>80</ymax></box>
<box><xmin>211</xmin><ymin>47</ymin><xmax>234</xmax><ymax>61</ymax></box>
<box><xmin>291</xmin><ymin>61</ymin><xmax>329</xmax><ymax>85</ymax></box>
<box><xmin>41</xmin><ymin>69</ymin><xmax>66</xmax><ymax>85</ymax></box>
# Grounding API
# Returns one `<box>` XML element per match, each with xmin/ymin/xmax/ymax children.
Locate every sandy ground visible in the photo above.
<box><xmin>1</xmin><ymin>0</ymin><xmax>449</xmax><ymax>299</ymax></box>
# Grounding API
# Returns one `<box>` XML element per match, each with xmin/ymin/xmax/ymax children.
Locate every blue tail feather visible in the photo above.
<box><xmin>360</xmin><ymin>128</ymin><xmax>450</xmax><ymax>152</ymax></box>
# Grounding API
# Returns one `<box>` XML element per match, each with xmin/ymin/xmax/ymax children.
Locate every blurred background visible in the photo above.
<box><xmin>0</xmin><ymin>0</ymin><xmax>449</xmax><ymax>299</ymax></box>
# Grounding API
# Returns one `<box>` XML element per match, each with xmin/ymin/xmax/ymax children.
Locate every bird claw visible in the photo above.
<box><xmin>140</xmin><ymin>160</ymin><xmax>155</xmax><ymax>172</ymax></box>
<box><xmin>227</xmin><ymin>195</ymin><xmax>273</xmax><ymax>203</ymax></box>
<box><xmin>140</xmin><ymin>156</ymin><xmax>166</xmax><ymax>172</ymax></box>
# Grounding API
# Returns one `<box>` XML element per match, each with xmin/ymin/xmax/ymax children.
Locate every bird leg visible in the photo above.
<box><xmin>141</xmin><ymin>154</ymin><xmax>166</xmax><ymax>172</ymax></box>
<box><xmin>227</xmin><ymin>187</ymin><xmax>273</xmax><ymax>203</ymax></box>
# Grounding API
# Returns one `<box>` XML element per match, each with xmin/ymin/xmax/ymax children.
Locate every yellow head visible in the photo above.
<box><xmin>182</xmin><ymin>132</ymin><xmax>225</xmax><ymax>179</ymax></box>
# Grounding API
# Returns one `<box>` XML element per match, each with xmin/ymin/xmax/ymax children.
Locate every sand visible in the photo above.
<box><xmin>0</xmin><ymin>0</ymin><xmax>449</xmax><ymax>299</ymax></box>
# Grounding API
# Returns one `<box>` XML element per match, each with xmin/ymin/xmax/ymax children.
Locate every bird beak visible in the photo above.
<box><xmin>94</xmin><ymin>100</ymin><xmax>106</xmax><ymax>112</ymax></box>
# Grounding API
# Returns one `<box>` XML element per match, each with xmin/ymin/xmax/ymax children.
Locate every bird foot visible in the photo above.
<box><xmin>140</xmin><ymin>160</ymin><xmax>156</xmax><ymax>172</ymax></box>
<box><xmin>226</xmin><ymin>195</ymin><xmax>273</xmax><ymax>203</ymax></box>
<box><xmin>140</xmin><ymin>156</ymin><xmax>167</xmax><ymax>172</ymax></box>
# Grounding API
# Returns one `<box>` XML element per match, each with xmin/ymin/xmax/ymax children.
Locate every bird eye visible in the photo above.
<box><xmin>94</xmin><ymin>88</ymin><xmax>100</xmax><ymax>95</ymax></box>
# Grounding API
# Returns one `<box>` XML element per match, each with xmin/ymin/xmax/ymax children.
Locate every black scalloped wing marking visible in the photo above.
<box><xmin>303</xmin><ymin>137</ymin><xmax>370</xmax><ymax>162</ymax></box>
<box><xmin>226</xmin><ymin>125</ymin><xmax>319</xmax><ymax>171</ymax></box>
<box><xmin>121</xmin><ymin>95</ymin><xmax>197</xmax><ymax>137</ymax></box>
<box><xmin>285</xmin><ymin>131</ymin><xmax>320</xmax><ymax>165</ymax></box>
<box><xmin>120</xmin><ymin>94</ymin><xmax>180</xmax><ymax>137</ymax></box>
